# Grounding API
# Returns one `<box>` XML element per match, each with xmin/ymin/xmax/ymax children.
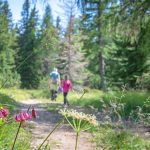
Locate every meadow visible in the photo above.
<box><xmin>0</xmin><ymin>88</ymin><xmax>150</xmax><ymax>149</ymax></box>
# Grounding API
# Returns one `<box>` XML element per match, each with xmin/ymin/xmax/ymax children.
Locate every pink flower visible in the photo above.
<box><xmin>0</xmin><ymin>108</ymin><xmax>9</xmax><ymax>118</ymax></box>
<box><xmin>23</xmin><ymin>112</ymin><xmax>30</xmax><ymax>120</ymax></box>
<box><xmin>0</xmin><ymin>111</ymin><xmax>4</xmax><ymax>118</ymax></box>
<box><xmin>15</xmin><ymin>115</ymin><xmax>21</xmax><ymax>122</ymax></box>
<box><xmin>14</xmin><ymin>112</ymin><xmax>30</xmax><ymax>122</ymax></box>
<box><xmin>31</xmin><ymin>108</ymin><xmax>37</xmax><ymax>119</ymax></box>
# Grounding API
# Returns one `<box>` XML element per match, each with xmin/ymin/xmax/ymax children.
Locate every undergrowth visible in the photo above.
<box><xmin>0</xmin><ymin>88</ymin><xmax>150</xmax><ymax>149</ymax></box>
<box><xmin>92</xmin><ymin>125</ymin><xmax>150</xmax><ymax>150</ymax></box>
<box><xmin>0</xmin><ymin>122</ymin><xmax>31</xmax><ymax>150</ymax></box>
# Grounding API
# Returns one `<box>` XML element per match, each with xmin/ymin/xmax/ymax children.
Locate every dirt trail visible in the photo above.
<box><xmin>18</xmin><ymin>99</ymin><xmax>95</xmax><ymax>150</ymax></box>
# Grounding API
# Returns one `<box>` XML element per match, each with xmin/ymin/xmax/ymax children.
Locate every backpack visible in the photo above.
<box><xmin>50</xmin><ymin>71</ymin><xmax>59</xmax><ymax>83</ymax></box>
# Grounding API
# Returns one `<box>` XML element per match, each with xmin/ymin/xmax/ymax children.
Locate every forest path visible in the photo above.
<box><xmin>18</xmin><ymin>99</ymin><xmax>96</xmax><ymax>150</ymax></box>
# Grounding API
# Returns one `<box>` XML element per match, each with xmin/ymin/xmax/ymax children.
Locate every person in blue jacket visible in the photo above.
<box><xmin>48</xmin><ymin>68</ymin><xmax>60</xmax><ymax>101</ymax></box>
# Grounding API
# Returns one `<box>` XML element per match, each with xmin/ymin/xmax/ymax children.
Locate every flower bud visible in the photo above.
<box><xmin>32</xmin><ymin>108</ymin><xmax>37</xmax><ymax>119</ymax></box>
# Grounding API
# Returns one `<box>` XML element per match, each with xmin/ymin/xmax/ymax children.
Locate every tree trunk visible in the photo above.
<box><xmin>98</xmin><ymin>0</ymin><xmax>106</xmax><ymax>90</ymax></box>
<box><xmin>99</xmin><ymin>51</ymin><xmax>106</xmax><ymax>90</ymax></box>
<box><xmin>68</xmin><ymin>15</ymin><xmax>74</xmax><ymax>81</ymax></box>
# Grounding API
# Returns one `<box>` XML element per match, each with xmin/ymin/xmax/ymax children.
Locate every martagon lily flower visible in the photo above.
<box><xmin>0</xmin><ymin>107</ymin><xmax>9</xmax><ymax>125</ymax></box>
<box><xmin>31</xmin><ymin>107</ymin><xmax>37</xmax><ymax>119</ymax></box>
<box><xmin>15</xmin><ymin>112</ymin><xmax>30</xmax><ymax>122</ymax></box>
<box><xmin>12</xmin><ymin>107</ymin><xmax>37</xmax><ymax>150</ymax></box>
<box><xmin>12</xmin><ymin>112</ymin><xmax>31</xmax><ymax>150</ymax></box>
<box><xmin>0</xmin><ymin>107</ymin><xmax>9</xmax><ymax>118</ymax></box>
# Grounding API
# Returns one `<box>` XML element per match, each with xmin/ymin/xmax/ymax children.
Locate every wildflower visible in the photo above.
<box><xmin>0</xmin><ymin>108</ymin><xmax>9</xmax><ymax>118</ymax></box>
<box><xmin>12</xmin><ymin>112</ymin><xmax>30</xmax><ymax>150</ymax></box>
<box><xmin>15</xmin><ymin>112</ymin><xmax>30</xmax><ymax>122</ymax></box>
<box><xmin>11</xmin><ymin>107</ymin><xmax>36</xmax><ymax>150</ymax></box>
<box><xmin>83</xmin><ymin>88</ymin><xmax>89</xmax><ymax>93</ymax></box>
<box><xmin>60</xmin><ymin>109</ymin><xmax>98</xmax><ymax>150</ymax></box>
<box><xmin>31</xmin><ymin>107</ymin><xmax>37</xmax><ymax>119</ymax></box>
<box><xmin>0</xmin><ymin>111</ymin><xmax>4</xmax><ymax>118</ymax></box>
<box><xmin>60</xmin><ymin>109</ymin><xmax>98</xmax><ymax>128</ymax></box>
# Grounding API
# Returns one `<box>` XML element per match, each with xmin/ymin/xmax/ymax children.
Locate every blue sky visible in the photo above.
<box><xmin>8</xmin><ymin>0</ymin><xmax>64</xmax><ymax>24</ymax></box>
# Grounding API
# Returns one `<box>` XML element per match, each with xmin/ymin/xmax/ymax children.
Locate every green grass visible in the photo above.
<box><xmin>0</xmin><ymin>88</ymin><xmax>51</xmax><ymax>101</ymax></box>
<box><xmin>2</xmin><ymin>88</ymin><xmax>146</xmax><ymax>119</ymax></box>
<box><xmin>93</xmin><ymin>125</ymin><xmax>150</xmax><ymax>150</ymax></box>
<box><xmin>1</xmin><ymin>88</ymin><xmax>150</xmax><ymax>118</ymax></box>
<box><xmin>0</xmin><ymin>88</ymin><xmax>150</xmax><ymax>149</ymax></box>
<box><xmin>68</xmin><ymin>90</ymin><xmax>150</xmax><ymax>118</ymax></box>
<box><xmin>102</xmin><ymin>91</ymin><xmax>150</xmax><ymax>117</ymax></box>
<box><xmin>0</xmin><ymin>92</ymin><xmax>17</xmax><ymax>112</ymax></box>
<box><xmin>0</xmin><ymin>122</ymin><xmax>31</xmax><ymax>150</ymax></box>
<box><xmin>47</xmin><ymin>103</ymin><xmax>64</xmax><ymax>112</ymax></box>
<box><xmin>0</xmin><ymin>89</ymin><xmax>32</xmax><ymax>149</ymax></box>
<box><xmin>1</xmin><ymin>88</ymin><xmax>150</xmax><ymax>121</ymax></box>
<box><xmin>69</xmin><ymin>90</ymin><xmax>103</xmax><ymax>108</ymax></box>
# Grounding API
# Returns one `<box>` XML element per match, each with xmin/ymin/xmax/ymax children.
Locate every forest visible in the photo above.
<box><xmin>0</xmin><ymin>0</ymin><xmax>149</xmax><ymax>90</ymax></box>
<box><xmin>0</xmin><ymin>0</ymin><xmax>150</xmax><ymax>149</ymax></box>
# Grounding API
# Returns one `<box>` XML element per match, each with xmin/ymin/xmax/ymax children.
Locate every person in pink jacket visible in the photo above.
<box><xmin>62</xmin><ymin>75</ymin><xmax>72</xmax><ymax>106</ymax></box>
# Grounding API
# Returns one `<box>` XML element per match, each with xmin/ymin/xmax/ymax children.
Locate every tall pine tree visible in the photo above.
<box><xmin>18</xmin><ymin>0</ymin><xmax>39</xmax><ymax>88</ymax></box>
<box><xmin>57</xmin><ymin>0</ymin><xmax>87</xmax><ymax>85</ymax></box>
<box><xmin>79</xmin><ymin>0</ymin><xmax>108</xmax><ymax>90</ymax></box>
<box><xmin>38</xmin><ymin>4</ymin><xmax>59</xmax><ymax>76</ymax></box>
<box><xmin>0</xmin><ymin>0</ymin><xmax>19</xmax><ymax>88</ymax></box>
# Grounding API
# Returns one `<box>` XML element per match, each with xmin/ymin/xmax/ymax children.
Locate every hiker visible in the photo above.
<box><xmin>61</xmin><ymin>75</ymin><xmax>72</xmax><ymax>106</ymax></box>
<box><xmin>48</xmin><ymin>68</ymin><xmax>60</xmax><ymax>101</ymax></box>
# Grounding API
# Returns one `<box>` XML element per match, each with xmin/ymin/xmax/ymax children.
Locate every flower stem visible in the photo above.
<box><xmin>27</xmin><ymin>105</ymin><xmax>31</xmax><ymax>113</ymax></box>
<box><xmin>75</xmin><ymin>131</ymin><xmax>79</xmax><ymax>150</ymax></box>
<box><xmin>37</xmin><ymin>119</ymin><xmax>64</xmax><ymax>150</ymax></box>
<box><xmin>11</xmin><ymin>121</ymin><xmax>22</xmax><ymax>150</ymax></box>
<box><xmin>78</xmin><ymin>91</ymin><xmax>85</xmax><ymax>100</ymax></box>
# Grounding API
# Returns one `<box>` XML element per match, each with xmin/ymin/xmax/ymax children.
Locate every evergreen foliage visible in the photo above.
<box><xmin>56</xmin><ymin>0</ymin><xmax>87</xmax><ymax>85</ymax></box>
<box><xmin>38</xmin><ymin>4</ymin><xmax>59</xmax><ymax>77</ymax></box>
<box><xmin>17</xmin><ymin>0</ymin><xmax>40</xmax><ymax>88</ymax></box>
<box><xmin>0</xmin><ymin>0</ymin><xmax>149</xmax><ymax>90</ymax></box>
<box><xmin>0</xmin><ymin>0</ymin><xmax>20</xmax><ymax>88</ymax></box>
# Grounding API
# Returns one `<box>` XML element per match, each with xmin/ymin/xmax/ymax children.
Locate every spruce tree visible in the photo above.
<box><xmin>105</xmin><ymin>0</ymin><xmax>150</xmax><ymax>88</ymax></box>
<box><xmin>18</xmin><ymin>0</ymin><xmax>39</xmax><ymax>88</ymax></box>
<box><xmin>0</xmin><ymin>0</ymin><xmax>19</xmax><ymax>88</ymax></box>
<box><xmin>57</xmin><ymin>0</ymin><xmax>87</xmax><ymax>85</ymax></box>
<box><xmin>38</xmin><ymin>4</ymin><xmax>59</xmax><ymax>76</ymax></box>
<box><xmin>79</xmin><ymin>0</ymin><xmax>108</xmax><ymax>90</ymax></box>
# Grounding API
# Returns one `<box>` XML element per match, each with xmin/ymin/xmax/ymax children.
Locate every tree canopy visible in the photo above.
<box><xmin>0</xmin><ymin>0</ymin><xmax>150</xmax><ymax>90</ymax></box>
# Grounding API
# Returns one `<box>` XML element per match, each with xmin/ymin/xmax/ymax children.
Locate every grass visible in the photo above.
<box><xmin>1</xmin><ymin>88</ymin><xmax>150</xmax><ymax>118</ymax></box>
<box><xmin>68</xmin><ymin>90</ymin><xmax>150</xmax><ymax>118</ymax></box>
<box><xmin>92</xmin><ymin>125</ymin><xmax>150</xmax><ymax>150</ymax></box>
<box><xmin>0</xmin><ymin>122</ymin><xmax>31</xmax><ymax>150</ymax></box>
<box><xmin>47</xmin><ymin>103</ymin><xmax>64</xmax><ymax>112</ymax></box>
<box><xmin>0</xmin><ymin>92</ymin><xmax>17</xmax><ymax>112</ymax></box>
<box><xmin>101</xmin><ymin>91</ymin><xmax>150</xmax><ymax>118</ymax></box>
<box><xmin>0</xmin><ymin>88</ymin><xmax>150</xmax><ymax>149</ymax></box>
<box><xmin>69</xmin><ymin>89</ymin><xmax>103</xmax><ymax>108</ymax></box>
<box><xmin>0</xmin><ymin>88</ymin><xmax>51</xmax><ymax>101</ymax></box>
<box><xmin>0</xmin><ymin>89</ymin><xmax>32</xmax><ymax>150</ymax></box>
